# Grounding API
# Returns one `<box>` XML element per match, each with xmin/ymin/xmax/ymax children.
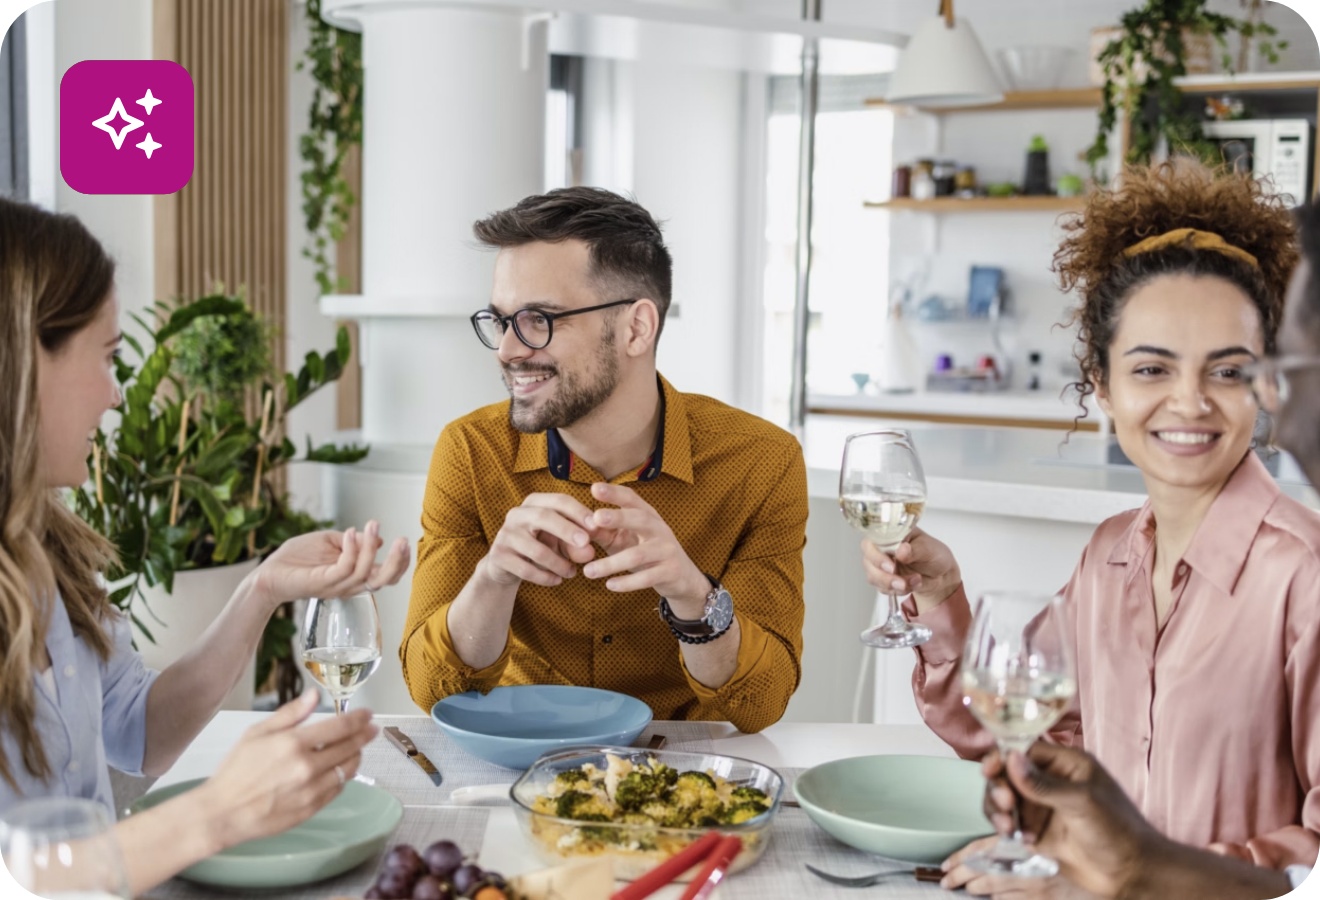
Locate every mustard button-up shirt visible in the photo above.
<box><xmin>401</xmin><ymin>375</ymin><xmax>807</xmax><ymax>733</ymax></box>
<box><xmin>909</xmin><ymin>451</ymin><xmax>1320</xmax><ymax>868</ymax></box>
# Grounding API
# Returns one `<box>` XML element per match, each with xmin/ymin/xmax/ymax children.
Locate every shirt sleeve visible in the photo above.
<box><xmin>903</xmin><ymin>561</ymin><xmax>1085</xmax><ymax>760</ymax></box>
<box><xmin>1215</xmin><ymin>556</ymin><xmax>1320</xmax><ymax>869</ymax></box>
<box><xmin>99</xmin><ymin>609</ymin><xmax>159</xmax><ymax>776</ymax></box>
<box><xmin>400</xmin><ymin>424</ymin><xmax>509</xmax><ymax>711</ymax></box>
<box><xmin>679</xmin><ymin>439</ymin><xmax>807</xmax><ymax>734</ymax></box>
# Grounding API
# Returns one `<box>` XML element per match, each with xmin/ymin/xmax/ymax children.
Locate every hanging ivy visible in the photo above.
<box><xmin>298</xmin><ymin>0</ymin><xmax>363</xmax><ymax>296</ymax></box>
<box><xmin>1086</xmin><ymin>0</ymin><xmax>1285</xmax><ymax>174</ymax></box>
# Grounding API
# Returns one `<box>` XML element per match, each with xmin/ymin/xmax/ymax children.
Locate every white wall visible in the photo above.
<box><xmin>285</xmin><ymin>0</ymin><xmax>339</xmax><ymax>522</ymax></box>
<box><xmin>53</xmin><ymin>0</ymin><xmax>155</xmax><ymax>327</ymax></box>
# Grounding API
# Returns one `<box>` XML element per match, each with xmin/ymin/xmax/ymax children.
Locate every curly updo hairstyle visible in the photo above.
<box><xmin>1055</xmin><ymin>159</ymin><xmax>1298</xmax><ymax>418</ymax></box>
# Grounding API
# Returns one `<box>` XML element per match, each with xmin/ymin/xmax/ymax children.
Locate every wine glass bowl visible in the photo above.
<box><xmin>0</xmin><ymin>797</ymin><xmax>131</xmax><ymax>899</ymax></box>
<box><xmin>960</xmin><ymin>591</ymin><xmax>1076</xmax><ymax>878</ymax></box>
<box><xmin>302</xmin><ymin>592</ymin><xmax>383</xmax><ymax>715</ymax></box>
<box><xmin>839</xmin><ymin>429</ymin><xmax>932</xmax><ymax>649</ymax></box>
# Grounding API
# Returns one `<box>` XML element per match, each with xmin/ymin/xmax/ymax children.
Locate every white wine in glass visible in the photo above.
<box><xmin>0</xmin><ymin>798</ymin><xmax>131</xmax><ymax>899</ymax></box>
<box><xmin>839</xmin><ymin>429</ymin><xmax>932</xmax><ymax>648</ymax></box>
<box><xmin>961</xmin><ymin>591</ymin><xmax>1077</xmax><ymax>878</ymax></box>
<box><xmin>302</xmin><ymin>591</ymin><xmax>382</xmax><ymax>715</ymax></box>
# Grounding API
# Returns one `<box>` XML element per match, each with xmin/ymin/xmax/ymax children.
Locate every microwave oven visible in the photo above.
<box><xmin>1202</xmin><ymin>119</ymin><xmax>1312</xmax><ymax>205</ymax></box>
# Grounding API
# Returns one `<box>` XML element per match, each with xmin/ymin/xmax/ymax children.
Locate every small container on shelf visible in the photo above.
<box><xmin>955</xmin><ymin>166</ymin><xmax>977</xmax><ymax>197</ymax></box>
<box><xmin>891</xmin><ymin>165</ymin><xmax>912</xmax><ymax>199</ymax></box>
<box><xmin>933</xmin><ymin>160</ymin><xmax>958</xmax><ymax>197</ymax></box>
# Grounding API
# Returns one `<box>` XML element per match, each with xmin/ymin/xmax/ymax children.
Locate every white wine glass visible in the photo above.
<box><xmin>961</xmin><ymin>591</ymin><xmax>1077</xmax><ymax>878</ymax></box>
<box><xmin>839</xmin><ymin>429</ymin><xmax>932</xmax><ymax>648</ymax></box>
<box><xmin>0</xmin><ymin>797</ymin><xmax>131</xmax><ymax>899</ymax></box>
<box><xmin>302</xmin><ymin>591</ymin><xmax>383</xmax><ymax>715</ymax></box>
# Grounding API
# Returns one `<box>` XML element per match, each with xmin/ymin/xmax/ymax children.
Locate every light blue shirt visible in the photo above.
<box><xmin>0</xmin><ymin>596</ymin><xmax>158</xmax><ymax>814</ymax></box>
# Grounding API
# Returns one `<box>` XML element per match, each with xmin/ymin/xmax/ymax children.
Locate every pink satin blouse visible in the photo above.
<box><xmin>906</xmin><ymin>452</ymin><xmax>1320</xmax><ymax>868</ymax></box>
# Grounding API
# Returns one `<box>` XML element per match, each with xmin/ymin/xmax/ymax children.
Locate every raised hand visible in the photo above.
<box><xmin>860</xmin><ymin>525</ymin><xmax>963</xmax><ymax>612</ymax></box>
<box><xmin>581</xmin><ymin>482</ymin><xmax>710</xmax><ymax>615</ymax></box>
<box><xmin>250</xmin><ymin>520</ymin><xmax>411</xmax><ymax>608</ymax></box>
<box><xmin>481</xmin><ymin>493</ymin><xmax>599</xmax><ymax>588</ymax></box>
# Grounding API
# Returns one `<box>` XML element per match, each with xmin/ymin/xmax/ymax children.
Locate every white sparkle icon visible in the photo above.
<box><xmin>91</xmin><ymin>98</ymin><xmax>144</xmax><ymax>150</ymax></box>
<box><xmin>136</xmin><ymin>133</ymin><xmax>162</xmax><ymax>159</ymax></box>
<box><xmin>136</xmin><ymin>88</ymin><xmax>162</xmax><ymax>115</ymax></box>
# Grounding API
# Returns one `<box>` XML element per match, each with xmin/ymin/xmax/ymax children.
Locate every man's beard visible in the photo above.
<box><xmin>506</xmin><ymin>329</ymin><xmax>621</xmax><ymax>434</ymax></box>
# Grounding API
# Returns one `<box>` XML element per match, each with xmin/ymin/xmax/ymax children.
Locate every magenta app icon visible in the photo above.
<box><xmin>60</xmin><ymin>60</ymin><xmax>194</xmax><ymax>195</ymax></box>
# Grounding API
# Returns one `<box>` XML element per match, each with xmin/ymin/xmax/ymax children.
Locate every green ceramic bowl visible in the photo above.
<box><xmin>795</xmin><ymin>755</ymin><xmax>992</xmax><ymax>864</ymax></box>
<box><xmin>129</xmin><ymin>778</ymin><xmax>402</xmax><ymax>889</ymax></box>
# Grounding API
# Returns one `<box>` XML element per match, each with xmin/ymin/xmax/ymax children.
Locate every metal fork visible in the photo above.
<box><xmin>805</xmin><ymin>863</ymin><xmax>944</xmax><ymax>887</ymax></box>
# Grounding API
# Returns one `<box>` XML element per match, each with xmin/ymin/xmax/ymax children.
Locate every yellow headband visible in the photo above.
<box><xmin>1121</xmin><ymin>227</ymin><xmax>1259</xmax><ymax>269</ymax></box>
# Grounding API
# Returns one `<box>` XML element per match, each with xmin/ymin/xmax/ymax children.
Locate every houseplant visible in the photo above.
<box><xmin>1085</xmin><ymin>0</ymin><xmax>1286</xmax><ymax>172</ymax></box>
<box><xmin>71</xmin><ymin>293</ymin><xmax>367</xmax><ymax>698</ymax></box>
<box><xmin>298</xmin><ymin>0</ymin><xmax>363</xmax><ymax>295</ymax></box>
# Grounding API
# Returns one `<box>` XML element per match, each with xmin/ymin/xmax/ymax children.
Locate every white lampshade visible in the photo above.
<box><xmin>886</xmin><ymin>14</ymin><xmax>1004</xmax><ymax>108</ymax></box>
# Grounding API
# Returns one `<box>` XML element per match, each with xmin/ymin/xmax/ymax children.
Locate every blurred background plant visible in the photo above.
<box><xmin>1086</xmin><ymin>0</ymin><xmax>1286</xmax><ymax>172</ymax></box>
<box><xmin>71</xmin><ymin>292</ymin><xmax>368</xmax><ymax>692</ymax></box>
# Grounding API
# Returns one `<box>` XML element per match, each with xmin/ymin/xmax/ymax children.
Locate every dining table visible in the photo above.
<box><xmin>131</xmin><ymin>713</ymin><xmax>966</xmax><ymax>899</ymax></box>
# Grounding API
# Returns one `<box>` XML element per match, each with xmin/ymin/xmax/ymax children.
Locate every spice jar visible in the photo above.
<box><xmin>955</xmin><ymin>166</ymin><xmax>977</xmax><ymax>196</ymax></box>
<box><xmin>911</xmin><ymin>159</ymin><xmax>936</xmax><ymax>201</ymax></box>
<box><xmin>891</xmin><ymin>165</ymin><xmax>912</xmax><ymax>199</ymax></box>
<box><xmin>933</xmin><ymin>159</ymin><xmax>957</xmax><ymax>197</ymax></box>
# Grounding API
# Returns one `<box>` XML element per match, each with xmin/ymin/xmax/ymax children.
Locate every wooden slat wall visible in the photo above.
<box><xmin>154</xmin><ymin>0</ymin><xmax>287</xmax><ymax>379</ymax></box>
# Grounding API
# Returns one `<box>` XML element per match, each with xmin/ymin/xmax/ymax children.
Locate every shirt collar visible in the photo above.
<box><xmin>1107</xmin><ymin>452</ymin><xmax>1281</xmax><ymax>595</ymax></box>
<box><xmin>512</xmin><ymin>374</ymin><xmax>695</xmax><ymax>485</ymax></box>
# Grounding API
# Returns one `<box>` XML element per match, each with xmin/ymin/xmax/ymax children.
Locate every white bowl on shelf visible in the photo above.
<box><xmin>996</xmin><ymin>46</ymin><xmax>1073</xmax><ymax>91</ymax></box>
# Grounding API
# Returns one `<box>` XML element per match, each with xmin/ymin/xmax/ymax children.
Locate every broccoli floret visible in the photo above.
<box><xmin>554</xmin><ymin>768</ymin><xmax>589</xmax><ymax>788</ymax></box>
<box><xmin>555</xmin><ymin>790</ymin><xmax>612</xmax><ymax>821</ymax></box>
<box><xmin>675</xmin><ymin>771</ymin><xmax>716</xmax><ymax>790</ymax></box>
<box><xmin>730</xmin><ymin>786</ymin><xmax>769</xmax><ymax>805</ymax></box>
<box><xmin>650</xmin><ymin>762</ymin><xmax>680</xmax><ymax>787</ymax></box>
<box><xmin>723</xmin><ymin>801</ymin><xmax>770</xmax><ymax>825</ymax></box>
<box><xmin>615</xmin><ymin>772</ymin><xmax>664</xmax><ymax>811</ymax></box>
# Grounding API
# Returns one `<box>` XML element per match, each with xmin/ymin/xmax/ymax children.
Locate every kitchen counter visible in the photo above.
<box><xmin>808</xmin><ymin>388</ymin><xmax>1106</xmax><ymax>432</ymax></box>
<box><xmin>800</xmin><ymin>417</ymin><xmax>1319</xmax><ymax>524</ymax></box>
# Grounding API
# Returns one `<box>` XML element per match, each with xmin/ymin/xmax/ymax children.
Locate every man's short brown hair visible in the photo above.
<box><xmin>474</xmin><ymin>187</ymin><xmax>673</xmax><ymax>339</ymax></box>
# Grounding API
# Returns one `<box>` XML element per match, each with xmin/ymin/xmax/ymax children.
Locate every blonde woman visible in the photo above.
<box><xmin>0</xmin><ymin>196</ymin><xmax>410</xmax><ymax>894</ymax></box>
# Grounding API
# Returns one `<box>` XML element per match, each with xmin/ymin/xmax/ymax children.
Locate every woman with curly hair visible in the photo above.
<box><xmin>861</xmin><ymin>161</ymin><xmax>1320</xmax><ymax>872</ymax></box>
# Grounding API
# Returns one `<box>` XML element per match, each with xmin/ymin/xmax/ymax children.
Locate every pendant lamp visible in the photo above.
<box><xmin>885</xmin><ymin>0</ymin><xmax>1004</xmax><ymax>108</ymax></box>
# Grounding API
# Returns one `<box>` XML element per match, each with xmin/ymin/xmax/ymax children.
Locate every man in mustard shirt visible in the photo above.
<box><xmin>400</xmin><ymin>187</ymin><xmax>807</xmax><ymax>733</ymax></box>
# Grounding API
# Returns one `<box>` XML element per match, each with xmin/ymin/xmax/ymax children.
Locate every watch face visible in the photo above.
<box><xmin>705</xmin><ymin>589</ymin><xmax>734</xmax><ymax>632</ymax></box>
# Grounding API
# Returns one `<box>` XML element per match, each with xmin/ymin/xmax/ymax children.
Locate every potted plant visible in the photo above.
<box><xmin>72</xmin><ymin>293</ymin><xmax>367</xmax><ymax>707</ymax></box>
<box><xmin>1086</xmin><ymin>0</ymin><xmax>1286</xmax><ymax>172</ymax></box>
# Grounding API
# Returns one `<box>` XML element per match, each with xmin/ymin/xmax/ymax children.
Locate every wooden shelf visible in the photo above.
<box><xmin>865</xmin><ymin>88</ymin><xmax>1102</xmax><ymax>114</ymax></box>
<box><xmin>866</xmin><ymin>196</ymin><xmax>1086</xmax><ymax>213</ymax></box>
<box><xmin>1172</xmin><ymin>73</ymin><xmax>1320</xmax><ymax>94</ymax></box>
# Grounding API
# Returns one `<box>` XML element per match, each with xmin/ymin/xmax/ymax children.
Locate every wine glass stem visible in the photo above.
<box><xmin>334</xmin><ymin>696</ymin><xmax>350</xmax><ymax>716</ymax></box>
<box><xmin>886</xmin><ymin>591</ymin><xmax>905</xmax><ymax>628</ymax></box>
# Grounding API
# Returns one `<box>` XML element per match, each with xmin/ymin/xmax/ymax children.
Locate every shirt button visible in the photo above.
<box><xmin>602</xmin><ymin>635</ymin><xmax>613</xmax><ymax>644</ymax></box>
<box><xmin>67</xmin><ymin>761</ymin><xmax>80</xmax><ymax>773</ymax></box>
<box><xmin>1176</xmin><ymin>563</ymin><xmax>1188</xmax><ymax>577</ymax></box>
<box><xmin>63</xmin><ymin>665</ymin><xmax>75</xmax><ymax>678</ymax></box>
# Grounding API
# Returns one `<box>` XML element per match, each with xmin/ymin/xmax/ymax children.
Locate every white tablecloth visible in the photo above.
<box><xmin>139</xmin><ymin>714</ymin><xmax>961</xmax><ymax>899</ymax></box>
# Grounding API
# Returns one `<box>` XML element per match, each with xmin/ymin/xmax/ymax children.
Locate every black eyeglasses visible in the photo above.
<box><xmin>470</xmin><ymin>299</ymin><xmax>639</xmax><ymax>350</ymax></box>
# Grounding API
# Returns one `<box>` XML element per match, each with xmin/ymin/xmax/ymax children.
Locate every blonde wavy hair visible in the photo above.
<box><xmin>0</xmin><ymin>198</ymin><xmax>119</xmax><ymax>790</ymax></box>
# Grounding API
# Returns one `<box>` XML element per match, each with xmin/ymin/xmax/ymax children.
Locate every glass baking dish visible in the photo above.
<box><xmin>509</xmin><ymin>745</ymin><xmax>784</xmax><ymax>881</ymax></box>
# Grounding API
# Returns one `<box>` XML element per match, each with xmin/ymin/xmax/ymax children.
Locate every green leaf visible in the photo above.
<box><xmin>335</xmin><ymin>326</ymin><xmax>351</xmax><ymax>364</ymax></box>
<box><xmin>194</xmin><ymin>434</ymin><xmax>255</xmax><ymax>481</ymax></box>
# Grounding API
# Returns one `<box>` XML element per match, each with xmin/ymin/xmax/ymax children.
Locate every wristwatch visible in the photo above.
<box><xmin>659</xmin><ymin>575</ymin><xmax>734</xmax><ymax>644</ymax></box>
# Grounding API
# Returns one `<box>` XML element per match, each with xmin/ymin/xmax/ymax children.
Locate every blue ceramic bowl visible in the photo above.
<box><xmin>430</xmin><ymin>685</ymin><xmax>653</xmax><ymax>770</ymax></box>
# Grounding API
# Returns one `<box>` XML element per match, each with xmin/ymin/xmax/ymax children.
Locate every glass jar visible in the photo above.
<box><xmin>955</xmin><ymin>166</ymin><xmax>977</xmax><ymax>196</ymax></box>
<box><xmin>933</xmin><ymin>160</ymin><xmax>957</xmax><ymax>197</ymax></box>
<box><xmin>911</xmin><ymin>159</ymin><xmax>936</xmax><ymax>201</ymax></box>
<box><xmin>891</xmin><ymin>165</ymin><xmax>912</xmax><ymax>198</ymax></box>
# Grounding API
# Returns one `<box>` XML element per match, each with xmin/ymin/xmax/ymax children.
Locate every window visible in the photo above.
<box><xmin>760</xmin><ymin>75</ymin><xmax>893</xmax><ymax>425</ymax></box>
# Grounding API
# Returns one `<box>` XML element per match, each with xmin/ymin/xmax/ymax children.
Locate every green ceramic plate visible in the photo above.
<box><xmin>129</xmin><ymin>778</ymin><xmax>402</xmax><ymax>889</ymax></box>
<box><xmin>795</xmin><ymin>755</ymin><xmax>992</xmax><ymax>864</ymax></box>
